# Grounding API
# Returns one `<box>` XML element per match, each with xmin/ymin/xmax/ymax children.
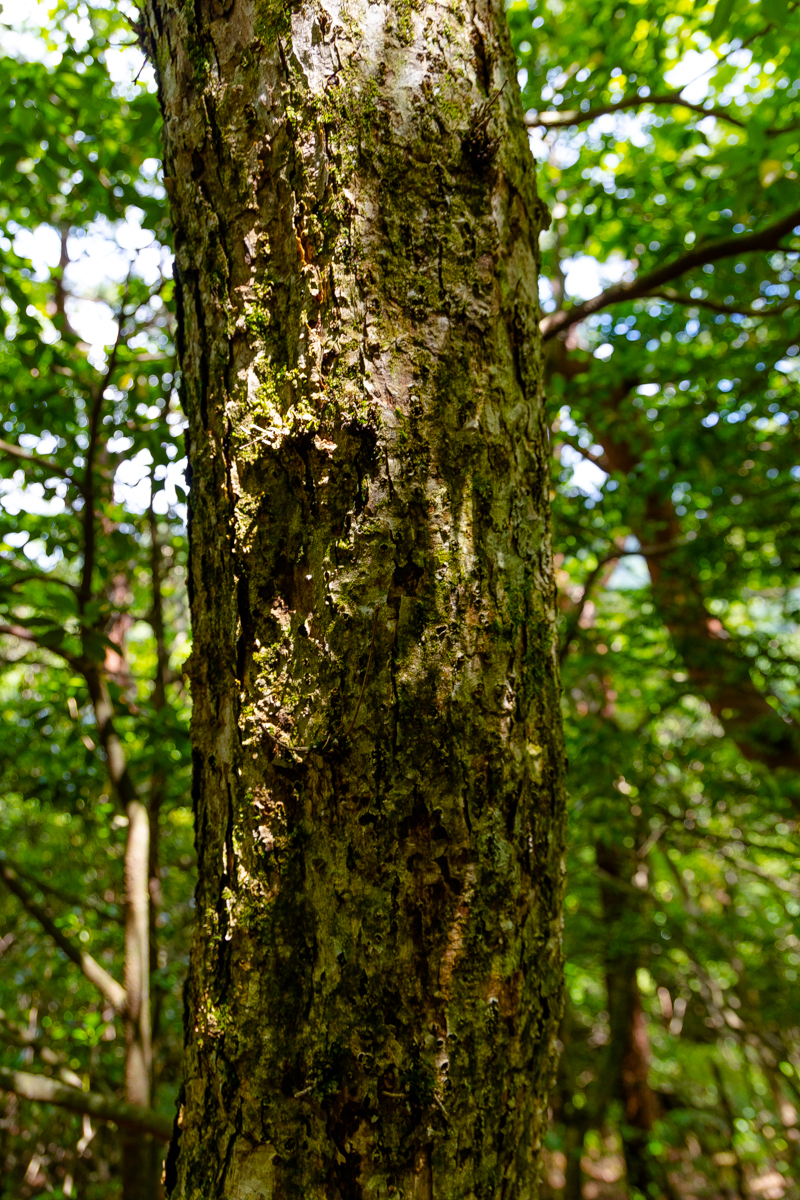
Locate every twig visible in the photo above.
<box><xmin>0</xmin><ymin>623</ymin><xmax>80</xmax><ymax>669</ymax></box>
<box><xmin>0</xmin><ymin>1067</ymin><xmax>171</xmax><ymax>1140</ymax></box>
<box><xmin>638</xmin><ymin>822</ymin><xmax>669</xmax><ymax>859</ymax></box>
<box><xmin>79</xmin><ymin>276</ymin><xmax>131</xmax><ymax>614</ymax></box>
<box><xmin>558</xmin><ymin>539</ymin><xmax>685</xmax><ymax>659</ymax></box>
<box><xmin>541</xmin><ymin>207</ymin><xmax>800</xmax><ymax>339</ymax></box>
<box><xmin>0</xmin><ymin>438</ymin><xmax>78</xmax><ymax>486</ymax></box>
<box><xmin>3</xmin><ymin>858</ymin><xmax>122</xmax><ymax>924</ymax></box>
<box><xmin>720</xmin><ymin>850</ymin><xmax>800</xmax><ymax>898</ymax></box>
<box><xmin>527</xmin><ymin>91</ymin><xmax>746</xmax><ymax>131</ymax></box>
<box><xmin>0</xmin><ymin>862</ymin><xmax>126</xmax><ymax>1010</ymax></box>
<box><xmin>559</xmin><ymin>558</ymin><xmax>612</xmax><ymax>663</ymax></box>
<box><xmin>646</xmin><ymin>289</ymin><xmax>794</xmax><ymax>318</ymax></box>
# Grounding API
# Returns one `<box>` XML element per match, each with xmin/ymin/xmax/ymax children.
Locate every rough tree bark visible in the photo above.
<box><xmin>142</xmin><ymin>1</ymin><xmax>566</xmax><ymax>1195</ymax></box>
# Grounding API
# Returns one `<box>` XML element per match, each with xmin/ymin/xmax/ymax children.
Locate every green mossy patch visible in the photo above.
<box><xmin>254</xmin><ymin>0</ymin><xmax>293</xmax><ymax>43</ymax></box>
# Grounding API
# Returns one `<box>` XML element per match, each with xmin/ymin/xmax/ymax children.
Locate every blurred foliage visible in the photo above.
<box><xmin>0</xmin><ymin>2</ymin><xmax>190</xmax><ymax>1195</ymax></box>
<box><xmin>507</xmin><ymin>0</ymin><xmax>800</xmax><ymax>1196</ymax></box>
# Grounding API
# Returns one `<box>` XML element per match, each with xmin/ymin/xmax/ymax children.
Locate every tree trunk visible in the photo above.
<box><xmin>596</xmin><ymin>843</ymin><xmax>661</xmax><ymax>1199</ymax></box>
<box><xmin>562</xmin><ymin>1118</ymin><xmax>589</xmax><ymax>1200</ymax></box>
<box><xmin>550</xmin><ymin>997</ymin><xmax>595</xmax><ymax>1200</ymax></box>
<box><xmin>122</xmin><ymin>799</ymin><xmax>156</xmax><ymax>1200</ymax></box>
<box><xmin>83</xmin><ymin>659</ymin><xmax>158</xmax><ymax>1195</ymax></box>
<box><xmin>143</xmin><ymin>2</ymin><xmax>565</xmax><ymax>1195</ymax></box>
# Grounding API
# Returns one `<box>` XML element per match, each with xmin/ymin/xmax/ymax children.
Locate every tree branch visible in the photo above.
<box><xmin>4</xmin><ymin>858</ymin><xmax>122</xmax><ymax>924</ymax></box>
<box><xmin>583</xmin><ymin>401</ymin><xmax>800</xmax><ymax>776</ymax></box>
<box><xmin>0</xmin><ymin>863</ymin><xmax>126</xmax><ymax>1010</ymax></box>
<box><xmin>0</xmin><ymin>1068</ymin><xmax>172</xmax><ymax>1140</ymax></box>
<box><xmin>559</xmin><ymin>556</ymin><xmax>612</xmax><ymax>663</ymax></box>
<box><xmin>0</xmin><ymin>623</ymin><xmax>80</xmax><ymax>669</ymax></box>
<box><xmin>721</xmin><ymin>850</ymin><xmax>800</xmax><ymax>898</ymax></box>
<box><xmin>52</xmin><ymin>223</ymin><xmax>80</xmax><ymax>340</ymax></box>
<box><xmin>646</xmin><ymin>288</ymin><xmax>794</xmax><ymax>317</ymax></box>
<box><xmin>541</xmin><ymin>207</ymin><xmax>800</xmax><ymax>339</ymax></box>
<box><xmin>0</xmin><ymin>1007</ymin><xmax>84</xmax><ymax>1089</ymax></box>
<box><xmin>527</xmin><ymin>91</ymin><xmax>746</xmax><ymax>131</ymax></box>
<box><xmin>4</xmin><ymin>570</ymin><xmax>79</xmax><ymax>595</ymax></box>
<box><xmin>0</xmin><ymin>438</ymin><xmax>77</xmax><ymax>485</ymax></box>
<box><xmin>554</xmin><ymin>432</ymin><xmax>609</xmax><ymax>470</ymax></box>
<box><xmin>558</xmin><ymin>539</ymin><xmax>686</xmax><ymax>662</ymax></box>
<box><xmin>702</xmin><ymin>832</ymin><xmax>800</xmax><ymax>865</ymax></box>
<box><xmin>79</xmin><ymin>283</ymin><xmax>129</xmax><ymax>614</ymax></box>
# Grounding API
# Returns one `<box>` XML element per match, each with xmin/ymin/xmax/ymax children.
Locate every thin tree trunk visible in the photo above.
<box><xmin>562</xmin><ymin>1116</ymin><xmax>590</xmax><ymax>1200</ymax></box>
<box><xmin>596</xmin><ymin>843</ymin><xmax>661</xmax><ymax>1199</ymax></box>
<box><xmin>147</xmin><ymin>503</ymin><xmax>168</xmax><ymax>1038</ymax></box>
<box><xmin>98</xmin><ymin>569</ymin><xmax>160</xmax><ymax>1194</ymax></box>
<box><xmin>143</xmin><ymin>2</ymin><xmax>565</xmax><ymax>1195</ymax></box>
<box><xmin>84</xmin><ymin>652</ymin><xmax>158</xmax><ymax>1195</ymax></box>
<box><xmin>122</xmin><ymin>800</ymin><xmax>155</xmax><ymax>1200</ymax></box>
<box><xmin>712</xmin><ymin>1063</ymin><xmax>747</xmax><ymax>1200</ymax></box>
<box><xmin>551</xmin><ymin>996</ymin><xmax>594</xmax><ymax>1200</ymax></box>
<box><xmin>146</xmin><ymin>504</ymin><xmax>169</xmax><ymax>1193</ymax></box>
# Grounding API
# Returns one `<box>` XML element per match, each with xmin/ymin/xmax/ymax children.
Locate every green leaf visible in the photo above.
<box><xmin>709</xmin><ymin>0</ymin><xmax>737</xmax><ymax>39</ymax></box>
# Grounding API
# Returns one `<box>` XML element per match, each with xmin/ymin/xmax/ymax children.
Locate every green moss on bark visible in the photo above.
<box><xmin>254</xmin><ymin>0</ymin><xmax>293</xmax><ymax>41</ymax></box>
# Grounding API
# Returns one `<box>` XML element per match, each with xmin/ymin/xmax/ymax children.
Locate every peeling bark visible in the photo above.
<box><xmin>142</xmin><ymin>1</ymin><xmax>566</xmax><ymax>1195</ymax></box>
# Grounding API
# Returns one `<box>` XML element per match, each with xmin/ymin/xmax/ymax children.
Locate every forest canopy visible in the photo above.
<box><xmin>0</xmin><ymin>0</ymin><xmax>798</xmax><ymax>1196</ymax></box>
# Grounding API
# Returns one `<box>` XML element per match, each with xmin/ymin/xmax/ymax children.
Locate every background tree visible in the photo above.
<box><xmin>0</xmin><ymin>5</ymin><xmax>192</xmax><ymax>1196</ymax></box>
